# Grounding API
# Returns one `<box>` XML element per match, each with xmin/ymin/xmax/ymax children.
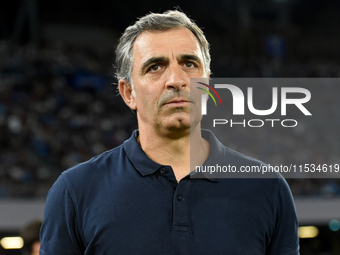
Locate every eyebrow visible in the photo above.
<box><xmin>141</xmin><ymin>57</ymin><xmax>169</xmax><ymax>74</ymax></box>
<box><xmin>140</xmin><ymin>54</ymin><xmax>203</xmax><ymax>74</ymax></box>
<box><xmin>178</xmin><ymin>54</ymin><xmax>202</xmax><ymax>66</ymax></box>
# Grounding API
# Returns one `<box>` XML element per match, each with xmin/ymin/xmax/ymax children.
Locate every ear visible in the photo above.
<box><xmin>119</xmin><ymin>79</ymin><xmax>137</xmax><ymax>110</ymax></box>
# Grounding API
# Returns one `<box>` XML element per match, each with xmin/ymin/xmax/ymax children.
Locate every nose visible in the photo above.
<box><xmin>164</xmin><ymin>64</ymin><xmax>187</xmax><ymax>91</ymax></box>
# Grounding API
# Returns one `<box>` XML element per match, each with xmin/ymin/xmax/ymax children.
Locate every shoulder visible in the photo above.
<box><xmin>63</xmin><ymin>145</ymin><xmax>124</xmax><ymax>180</ymax></box>
<box><xmin>45</xmin><ymin>143</ymin><xmax>130</xmax><ymax>211</ymax></box>
<box><xmin>221</xmin><ymin>146</ymin><xmax>291</xmax><ymax>195</ymax></box>
<box><xmin>217</xmin><ymin>145</ymin><xmax>294</xmax><ymax>209</ymax></box>
<box><xmin>222</xmin><ymin>145</ymin><xmax>265</xmax><ymax>166</ymax></box>
<box><xmin>203</xmin><ymin>129</ymin><xmax>290</xmax><ymax>192</ymax></box>
<box><xmin>203</xmin><ymin>129</ymin><xmax>268</xmax><ymax>170</ymax></box>
<box><xmin>50</xmin><ymin>144</ymin><xmax>127</xmax><ymax>198</ymax></box>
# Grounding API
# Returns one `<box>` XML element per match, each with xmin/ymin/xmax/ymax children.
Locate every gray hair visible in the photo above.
<box><xmin>115</xmin><ymin>10</ymin><xmax>211</xmax><ymax>85</ymax></box>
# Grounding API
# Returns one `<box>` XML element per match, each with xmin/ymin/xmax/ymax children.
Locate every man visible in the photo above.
<box><xmin>40</xmin><ymin>10</ymin><xmax>299</xmax><ymax>254</ymax></box>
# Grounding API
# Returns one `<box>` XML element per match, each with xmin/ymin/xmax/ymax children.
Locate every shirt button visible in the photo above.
<box><xmin>176</xmin><ymin>195</ymin><xmax>182</xmax><ymax>201</ymax></box>
<box><xmin>160</xmin><ymin>168</ymin><xmax>166</xmax><ymax>174</ymax></box>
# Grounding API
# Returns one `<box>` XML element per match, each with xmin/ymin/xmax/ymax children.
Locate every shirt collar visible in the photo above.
<box><xmin>123</xmin><ymin>130</ymin><xmax>162</xmax><ymax>176</ymax></box>
<box><xmin>199</xmin><ymin>129</ymin><xmax>226</xmax><ymax>182</ymax></box>
<box><xmin>123</xmin><ymin>129</ymin><xmax>223</xmax><ymax>182</ymax></box>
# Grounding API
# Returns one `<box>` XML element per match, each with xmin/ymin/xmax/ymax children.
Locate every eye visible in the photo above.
<box><xmin>148</xmin><ymin>64</ymin><xmax>160</xmax><ymax>72</ymax></box>
<box><xmin>184</xmin><ymin>62</ymin><xmax>196</xmax><ymax>68</ymax></box>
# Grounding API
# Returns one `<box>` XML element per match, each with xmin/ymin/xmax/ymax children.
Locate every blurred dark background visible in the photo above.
<box><xmin>0</xmin><ymin>0</ymin><xmax>340</xmax><ymax>254</ymax></box>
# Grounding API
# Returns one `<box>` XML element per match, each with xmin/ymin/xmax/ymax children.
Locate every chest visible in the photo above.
<box><xmin>78</xmin><ymin>178</ymin><xmax>274</xmax><ymax>254</ymax></box>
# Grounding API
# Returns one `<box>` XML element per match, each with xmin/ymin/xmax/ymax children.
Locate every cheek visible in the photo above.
<box><xmin>133</xmin><ymin>79</ymin><xmax>164</xmax><ymax>112</ymax></box>
<box><xmin>135</xmin><ymin>92</ymin><xmax>154</xmax><ymax>111</ymax></box>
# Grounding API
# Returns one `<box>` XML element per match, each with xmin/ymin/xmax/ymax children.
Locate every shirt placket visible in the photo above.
<box><xmin>172</xmin><ymin>178</ymin><xmax>190</xmax><ymax>254</ymax></box>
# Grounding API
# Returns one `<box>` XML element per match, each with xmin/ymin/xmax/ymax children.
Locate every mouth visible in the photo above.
<box><xmin>164</xmin><ymin>98</ymin><xmax>191</xmax><ymax>107</ymax></box>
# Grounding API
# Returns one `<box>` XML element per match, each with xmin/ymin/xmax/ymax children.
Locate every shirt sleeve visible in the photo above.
<box><xmin>266</xmin><ymin>177</ymin><xmax>300</xmax><ymax>255</ymax></box>
<box><xmin>40</xmin><ymin>174</ymin><xmax>84</xmax><ymax>255</ymax></box>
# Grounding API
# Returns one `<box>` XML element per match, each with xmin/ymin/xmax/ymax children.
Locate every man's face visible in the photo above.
<box><xmin>128</xmin><ymin>28</ymin><xmax>206</xmax><ymax>135</ymax></box>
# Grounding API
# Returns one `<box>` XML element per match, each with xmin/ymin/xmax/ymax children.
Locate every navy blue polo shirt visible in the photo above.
<box><xmin>40</xmin><ymin>130</ymin><xmax>299</xmax><ymax>255</ymax></box>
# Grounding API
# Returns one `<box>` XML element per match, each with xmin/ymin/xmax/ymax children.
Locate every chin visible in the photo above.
<box><xmin>167</xmin><ymin>119</ymin><xmax>191</xmax><ymax>130</ymax></box>
<box><xmin>163</xmin><ymin>118</ymin><xmax>202</xmax><ymax>137</ymax></box>
<box><xmin>160</xmin><ymin>117</ymin><xmax>190</xmax><ymax>134</ymax></box>
<box><xmin>158</xmin><ymin>110</ymin><xmax>201</xmax><ymax>134</ymax></box>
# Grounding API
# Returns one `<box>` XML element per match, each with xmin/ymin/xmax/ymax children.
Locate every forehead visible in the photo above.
<box><xmin>132</xmin><ymin>28</ymin><xmax>203</xmax><ymax>65</ymax></box>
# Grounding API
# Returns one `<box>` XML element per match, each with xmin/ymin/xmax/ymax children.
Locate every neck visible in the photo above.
<box><xmin>138</xmin><ymin>124</ymin><xmax>209</xmax><ymax>182</ymax></box>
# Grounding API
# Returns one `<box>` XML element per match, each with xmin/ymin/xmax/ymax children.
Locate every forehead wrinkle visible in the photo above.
<box><xmin>132</xmin><ymin>28</ymin><xmax>206</xmax><ymax>76</ymax></box>
<box><xmin>171</xmin><ymin>50</ymin><xmax>176</xmax><ymax>61</ymax></box>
